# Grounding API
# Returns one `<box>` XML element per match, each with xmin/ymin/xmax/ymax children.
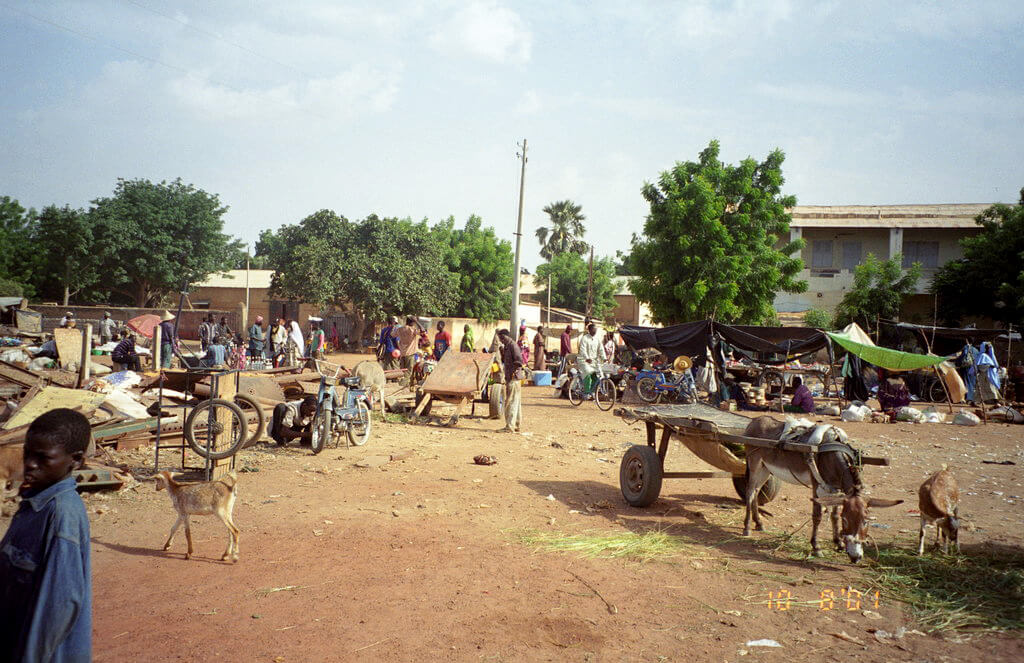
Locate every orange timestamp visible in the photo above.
<box><xmin>766</xmin><ymin>587</ymin><xmax>881</xmax><ymax>611</ymax></box>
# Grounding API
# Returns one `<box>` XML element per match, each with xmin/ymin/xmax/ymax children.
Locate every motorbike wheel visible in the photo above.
<box><xmin>567</xmin><ymin>376</ymin><xmax>584</xmax><ymax>406</ymax></box>
<box><xmin>595</xmin><ymin>378</ymin><xmax>617</xmax><ymax>411</ymax></box>
<box><xmin>347</xmin><ymin>399</ymin><xmax>372</xmax><ymax>446</ymax></box>
<box><xmin>311</xmin><ymin>409</ymin><xmax>329</xmax><ymax>455</ymax></box>
<box><xmin>184</xmin><ymin>399</ymin><xmax>248</xmax><ymax>460</ymax></box>
<box><xmin>636</xmin><ymin>377</ymin><xmax>660</xmax><ymax>404</ymax></box>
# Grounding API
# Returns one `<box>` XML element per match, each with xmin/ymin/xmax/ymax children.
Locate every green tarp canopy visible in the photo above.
<box><xmin>826</xmin><ymin>332</ymin><xmax>946</xmax><ymax>371</ymax></box>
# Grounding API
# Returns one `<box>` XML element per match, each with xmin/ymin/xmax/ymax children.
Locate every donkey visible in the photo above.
<box><xmin>741</xmin><ymin>416</ymin><xmax>902</xmax><ymax>562</ymax></box>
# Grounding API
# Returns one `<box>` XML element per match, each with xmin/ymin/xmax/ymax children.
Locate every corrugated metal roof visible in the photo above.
<box><xmin>194</xmin><ymin>269</ymin><xmax>274</xmax><ymax>289</ymax></box>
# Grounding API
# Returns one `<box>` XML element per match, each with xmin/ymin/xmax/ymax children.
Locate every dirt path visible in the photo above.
<box><xmin>6</xmin><ymin>362</ymin><xmax>1024</xmax><ymax>662</ymax></box>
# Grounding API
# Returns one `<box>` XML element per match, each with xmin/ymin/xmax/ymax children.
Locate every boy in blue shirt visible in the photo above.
<box><xmin>0</xmin><ymin>408</ymin><xmax>92</xmax><ymax>663</ymax></box>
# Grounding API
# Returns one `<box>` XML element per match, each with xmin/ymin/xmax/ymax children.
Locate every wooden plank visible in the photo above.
<box><xmin>861</xmin><ymin>456</ymin><xmax>889</xmax><ymax>466</ymax></box>
<box><xmin>53</xmin><ymin>327</ymin><xmax>83</xmax><ymax>369</ymax></box>
<box><xmin>0</xmin><ymin>360</ymin><xmax>46</xmax><ymax>388</ymax></box>
<box><xmin>2</xmin><ymin>386</ymin><xmax>107</xmax><ymax>430</ymax></box>
<box><xmin>663</xmin><ymin>471</ymin><xmax>734</xmax><ymax>479</ymax></box>
<box><xmin>211</xmin><ymin>376</ymin><xmax>236</xmax><ymax>480</ymax></box>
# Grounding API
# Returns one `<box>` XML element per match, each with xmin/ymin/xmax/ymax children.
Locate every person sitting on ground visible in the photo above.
<box><xmin>876</xmin><ymin>369</ymin><xmax>911</xmax><ymax>414</ymax></box>
<box><xmin>270</xmin><ymin>395</ymin><xmax>318</xmax><ymax>446</ymax></box>
<box><xmin>203</xmin><ymin>335</ymin><xmax>228</xmax><ymax>368</ymax></box>
<box><xmin>784</xmin><ymin>376</ymin><xmax>815</xmax><ymax>413</ymax></box>
<box><xmin>0</xmin><ymin>408</ymin><xmax>92</xmax><ymax>662</ymax></box>
<box><xmin>111</xmin><ymin>330</ymin><xmax>141</xmax><ymax>372</ymax></box>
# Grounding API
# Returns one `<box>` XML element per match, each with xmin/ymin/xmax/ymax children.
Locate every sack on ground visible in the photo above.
<box><xmin>952</xmin><ymin>411</ymin><xmax>981</xmax><ymax>426</ymax></box>
<box><xmin>840</xmin><ymin>404</ymin><xmax>872</xmax><ymax>422</ymax></box>
<box><xmin>895</xmin><ymin>406</ymin><xmax>923</xmax><ymax>423</ymax></box>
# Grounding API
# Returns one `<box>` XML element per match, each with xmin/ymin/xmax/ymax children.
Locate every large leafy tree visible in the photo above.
<box><xmin>0</xmin><ymin>197</ymin><xmax>38</xmax><ymax>297</ymax></box>
<box><xmin>432</xmin><ymin>215</ymin><xmax>513</xmax><ymax>321</ymax></box>
<box><xmin>257</xmin><ymin>211</ymin><xmax>457</xmax><ymax>339</ymax></box>
<box><xmin>629</xmin><ymin>140</ymin><xmax>806</xmax><ymax>324</ymax></box>
<box><xmin>34</xmin><ymin>205</ymin><xmax>99</xmax><ymax>305</ymax></box>
<box><xmin>932</xmin><ymin>190</ymin><xmax>1024</xmax><ymax>325</ymax></box>
<box><xmin>536</xmin><ymin>200</ymin><xmax>588</xmax><ymax>260</ymax></box>
<box><xmin>833</xmin><ymin>254</ymin><xmax>921</xmax><ymax>329</ymax></box>
<box><xmin>534</xmin><ymin>252</ymin><xmax>617</xmax><ymax>319</ymax></box>
<box><xmin>89</xmin><ymin>178</ymin><xmax>242</xmax><ymax>306</ymax></box>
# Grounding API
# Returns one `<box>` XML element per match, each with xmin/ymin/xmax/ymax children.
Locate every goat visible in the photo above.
<box><xmin>352</xmin><ymin>360</ymin><xmax>386</xmax><ymax>418</ymax></box>
<box><xmin>0</xmin><ymin>444</ymin><xmax>23</xmax><ymax>499</ymax></box>
<box><xmin>154</xmin><ymin>470</ymin><xmax>240</xmax><ymax>562</ymax></box>
<box><xmin>742</xmin><ymin>416</ymin><xmax>902</xmax><ymax>562</ymax></box>
<box><xmin>917</xmin><ymin>467</ymin><xmax>960</xmax><ymax>555</ymax></box>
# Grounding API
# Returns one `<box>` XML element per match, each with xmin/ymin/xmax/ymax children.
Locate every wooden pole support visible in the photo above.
<box><xmin>78</xmin><ymin>324</ymin><xmax>93</xmax><ymax>387</ymax></box>
<box><xmin>154</xmin><ymin>325</ymin><xmax>162</xmax><ymax>371</ymax></box>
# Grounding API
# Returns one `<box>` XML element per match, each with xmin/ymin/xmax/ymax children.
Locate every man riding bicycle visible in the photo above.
<box><xmin>576</xmin><ymin>323</ymin><xmax>607</xmax><ymax>398</ymax></box>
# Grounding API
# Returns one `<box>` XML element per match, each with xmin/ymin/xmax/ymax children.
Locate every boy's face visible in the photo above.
<box><xmin>22</xmin><ymin>438</ymin><xmax>82</xmax><ymax>495</ymax></box>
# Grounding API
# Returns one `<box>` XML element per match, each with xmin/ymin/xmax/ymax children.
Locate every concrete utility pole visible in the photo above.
<box><xmin>510</xmin><ymin>139</ymin><xmax>528</xmax><ymax>334</ymax></box>
<box><xmin>586</xmin><ymin>245</ymin><xmax>594</xmax><ymax>317</ymax></box>
<box><xmin>546</xmin><ymin>273</ymin><xmax>551</xmax><ymax>328</ymax></box>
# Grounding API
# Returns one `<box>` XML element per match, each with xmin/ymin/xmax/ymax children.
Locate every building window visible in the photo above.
<box><xmin>841</xmin><ymin>241</ymin><xmax>862</xmax><ymax>271</ymax></box>
<box><xmin>811</xmin><ymin>240</ymin><xmax>833</xmax><ymax>269</ymax></box>
<box><xmin>902</xmin><ymin>241</ymin><xmax>939</xmax><ymax>269</ymax></box>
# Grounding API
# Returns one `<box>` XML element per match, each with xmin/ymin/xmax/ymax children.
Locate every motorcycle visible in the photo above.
<box><xmin>635</xmin><ymin>368</ymin><xmax>698</xmax><ymax>404</ymax></box>
<box><xmin>310</xmin><ymin>361</ymin><xmax>372</xmax><ymax>454</ymax></box>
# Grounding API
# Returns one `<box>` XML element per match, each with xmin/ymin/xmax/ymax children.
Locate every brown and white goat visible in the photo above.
<box><xmin>154</xmin><ymin>470</ymin><xmax>240</xmax><ymax>562</ymax></box>
<box><xmin>917</xmin><ymin>467</ymin><xmax>960</xmax><ymax>555</ymax></box>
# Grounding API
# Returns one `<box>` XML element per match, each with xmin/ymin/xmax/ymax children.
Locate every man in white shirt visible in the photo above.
<box><xmin>98</xmin><ymin>311</ymin><xmax>118</xmax><ymax>346</ymax></box>
<box><xmin>576</xmin><ymin>323</ymin><xmax>607</xmax><ymax>397</ymax></box>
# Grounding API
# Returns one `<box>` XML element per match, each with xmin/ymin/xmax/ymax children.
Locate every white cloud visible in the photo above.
<box><xmin>429</xmin><ymin>1</ymin><xmax>532</xmax><ymax>64</ymax></box>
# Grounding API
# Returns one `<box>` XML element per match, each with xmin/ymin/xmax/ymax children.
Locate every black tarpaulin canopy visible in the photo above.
<box><xmin>620</xmin><ymin>321</ymin><xmax>830</xmax><ymax>363</ymax></box>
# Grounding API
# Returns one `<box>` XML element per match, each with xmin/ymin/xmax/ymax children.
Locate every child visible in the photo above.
<box><xmin>0</xmin><ymin>408</ymin><xmax>92</xmax><ymax>662</ymax></box>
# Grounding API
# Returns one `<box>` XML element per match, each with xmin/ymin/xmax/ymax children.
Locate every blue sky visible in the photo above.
<box><xmin>2</xmin><ymin>1</ymin><xmax>1022</xmax><ymax>271</ymax></box>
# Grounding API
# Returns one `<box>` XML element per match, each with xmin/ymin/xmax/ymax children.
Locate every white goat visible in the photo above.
<box><xmin>154</xmin><ymin>470</ymin><xmax>240</xmax><ymax>562</ymax></box>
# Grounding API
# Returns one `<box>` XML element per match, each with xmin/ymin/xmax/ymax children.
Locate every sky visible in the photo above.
<box><xmin>2</xmin><ymin>1</ymin><xmax>1022</xmax><ymax>272</ymax></box>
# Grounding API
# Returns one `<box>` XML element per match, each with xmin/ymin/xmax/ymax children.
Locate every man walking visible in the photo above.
<box><xmin>576</xmin><ymin>323</ymin><xmax>606</xmax><ymax>398</ymax></box>
<box><xmin>378</xmin><ymin>316</ymin><xmax>400</xmax><ymax>370</ymax></box>
<box><xmin>98</xmin><ymin>311</ymin><xmax>117</xmax><ymax>346</ymax></box>
<box><xmin>497</xmin><ymin>329</ymin><xmax>524</xmax><ymax>433</ymax></box>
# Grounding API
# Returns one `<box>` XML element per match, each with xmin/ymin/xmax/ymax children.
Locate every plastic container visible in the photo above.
<box><xmin>532</xmin><ymin>370</ymin><xmax>552</xmax><ymax>386</ymax></box>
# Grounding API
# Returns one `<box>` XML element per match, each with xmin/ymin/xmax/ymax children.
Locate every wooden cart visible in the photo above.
<box><xmin>412</xmin><ymin>351</ymin><xmax>496</xmax><ymax>426</ymax></box>
<box><xmin>615</xmin><ymin>403</ymin><xmax>888</xmax><ymax>507</ymax></box>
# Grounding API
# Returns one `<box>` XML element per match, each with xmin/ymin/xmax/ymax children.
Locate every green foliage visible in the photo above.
<box><xmin>0</xmin><ymin>196</ymin><xmax>38</xmax><ymax>297</ymax></box>
<box><xmin>534</xmin><ymin>252</ymin><xmax>617</xmax><ymax>319</ymax></box>
<box><xmin>257</xmin><ymin>211</ymin><xmax>458</xmax><ymax>322</ymax></box>
<box><xmin>0</xmin><ymin>278</ymin><xmax>25</xmax><ymax>297</ymax></box>
<box><xmin>536</xmin><ymin>200</ymin><xmax>588</xmax><ymax>261</ymax></box>
<box><xmin>89</xmin><ymin>178</ymin><xmax>242</xmax><ymax>306</ymax></box>
<box><xmin>34</xmin><ymin>205</ymin><xmax>99</xmax><ymax>305</ymax></box>
<box><xmin>833</xmin><ymin>253</ymin><xmax>921</xmax><ymax>328</ymax></box>
<box><xmin>802</xmin><ymin>308</ymin><xmax>832</xmax><ymax>329</ymax></box>
<box><xmin>614</xmin><ymin>249</ymin><xmax>634</xmax><ymax>276</ymax></box>
<box><xmin>629</xmin><ymin>140</ymin><xmax>806</xmax><ymax>325</ymax></box>
<box><xmin>432</xmin><ymin>215</ymin><xmax>513</xmax><ymax>321</ymax></box>
<box><xmin>932</xmin><ymin>190</ymin><xmax>1024</xmax><ymax>325</ymax></box>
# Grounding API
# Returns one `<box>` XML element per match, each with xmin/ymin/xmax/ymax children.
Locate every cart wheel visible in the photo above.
<box><xmin>619</xmin><ymin>445</ymin><xmax>663</xmax><ymax>507</ymax></box>
<box><xmin>731</xmin><ymin>474</ymin><xmax>782</xmax><ymax>505</ymax></box>
<box><xmin>184</xmin><ymin>398</ymin><xmax>249</xmax><ymax>460</ymax></box>
<box><xmin>234</xmin><ymin>394</ymin><xmax>266</xmax><ymax>448</ymax></box>
<box><xmin>487</xmin><ymin>383</ymin><xmax>503</xmax><ymax>419</ymax></box>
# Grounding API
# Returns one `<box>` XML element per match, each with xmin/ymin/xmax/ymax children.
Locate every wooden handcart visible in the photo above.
<box><xmin>412</xmin><ymin>351</ymin><xmax>496</xmax><ymax>426</ymax></box>
<box><xmin>615</xmin><ymin>403</ymin><xmax>888</xmax><ymax>507</ymax></box>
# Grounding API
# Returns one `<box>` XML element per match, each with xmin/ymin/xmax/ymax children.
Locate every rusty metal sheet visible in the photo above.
<box><xmin>237</xmin><ymin>375</ymin><xmax>286</xmax><ymax>402</ymax></box>
<box><xmin>420</xmin><ymin>351</ymin><xmax>494</xmax><ymax>396</ymax></box>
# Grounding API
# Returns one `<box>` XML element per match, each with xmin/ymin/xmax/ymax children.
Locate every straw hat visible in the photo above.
<box><xmin>160</xmin><ymin>310</ymin><xmax>175</xmax><ymax>322</ymax></box>
<box><xmin>673</xmin><ymin>355</ymin><xmax>693</xmax><ymax>372</ymax></box>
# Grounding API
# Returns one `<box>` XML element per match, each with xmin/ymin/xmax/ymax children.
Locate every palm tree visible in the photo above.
<box><xmin>536</xmin><ymin>200</ymin><xmax>588</xmax><ymax>260</ymax></box>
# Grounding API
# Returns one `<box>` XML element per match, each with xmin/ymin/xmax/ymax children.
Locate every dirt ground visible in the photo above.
<box><xmin>4</xmin><ymin>353</ymin><xmax>1024</xmax><ymax>662</ymax></box>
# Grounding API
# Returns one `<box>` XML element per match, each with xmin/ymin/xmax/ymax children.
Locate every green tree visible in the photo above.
<box><xmin>833</xmin><ymin>253</ymin><xmax>921</xmax><ymax>329</ymax></box>
<box><xmin>34</xmin><ymin>205</ymin><xmax>99</xmax><ymax>305</ymax></box>
<box><xmin>89</xmin><ymin>178</ymin><xmax>243</xmax><ymax>306</ymax></box>
<box><xmin>629</xmin><ymin>140</ymin><xmax>806</xmax><ymax>324</ymax></box>
<box><xmin>614</xmin><ymin>249</ymin><xmax>634</xmax><ymax>276</ymax></box>
<box><xmin>802</xmin><ymin>308</ymin><xmax>832</xmax><ymax>329</ymax></box>
<box><xmin>257</xmin><ymin>211</ymin><xmax>458</xmax><ymax>339</ymax></box>
<box><xmin>0</xmin><ymin>197</ymin><xmax>38</xmax><ymax>297</ymax></box>
<box><xmin>932</xmin><ymin>190</ymin><xmax>1024</xmax><ymax>325</ymax></box>
<box><xmin>536</xmin><ymin>200</ymin><xmax>588</xmax><ymax>261</ymax></box>
<box><xmin>534</xmin><ymin>252</ymin><xmax>617</xmax><ymax>319</ymax></box>
<box><xmin>432</xmin><ymin>215</ymin><xmax>513</xmax><ymax>321</ymax></box>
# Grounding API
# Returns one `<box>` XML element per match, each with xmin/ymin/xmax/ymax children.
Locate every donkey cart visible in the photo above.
<box><xmin>614</xmin><ymin>403</ymin><xmax>888</xmax><ymax>507</ymax></box>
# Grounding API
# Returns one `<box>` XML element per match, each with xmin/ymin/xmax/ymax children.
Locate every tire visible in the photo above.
<box><xmin>595</xmin><ymin>378</ymin><xmax>616</xmax><ymax>411</ymax></box>
<box><xmin>347</xmin><ymin>399</ymin><xmax>372</xmax><ymax>446</ymax></box>
<box><xmin>234</xmin><ymin>394</ymin><xmax>266</xmax><ymax>449</ymax></box>
<box><xmin>636</xmin><ymin>377</ymin><xmax>660</xmax><ymax>404</ymax></box>
<box><xmin>731</xmin><ymin>474</ymin><xmax>782</xmax><ymax>505</ymax></box>
<box><xmin>184</xmin><ymin>399</ymin><xmax>248</xmax><ymax>460</ymax></box>
<box><xmin>311</xmin><ymin>408</ymin><xmax>329</xmax><ymax>455</ymax></box>
<box><xmin>927</xmin><ymin>378</ymin><xmax>946</xmax><ymax>403</ymax></box>
<box><xmin>567</xmin><ymin>376</ymin><xmax>584</xmax><ymax>406</ymax></box>
<box><xmin>619</xmin><ymin>445</ymin><xmax>663</xmax><ymax>507</ymax></box>
<box><xmin>487</xmin><ymin>383</ymin><xmax>503</xmax><ymax>419</ymax></box>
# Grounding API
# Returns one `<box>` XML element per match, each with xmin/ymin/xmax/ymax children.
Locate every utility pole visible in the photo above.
<box><xmin>546</xmin><ymin>273</ymin><xmax>551</xmax><ymax>328</ymax></box>
<box><xmin>586</xmin><ymin>245</ymin><xmax>594</xmax><ymax>317</ymax></box>
<box><xmin>244</xmin><ymin>246</ymin><xmax>251</xmax><ymax>329</ymax></box>
<box><xmin>510</xmin><ymin>139</ymin><xmax>528</xmax><ymax>334</ymax></box>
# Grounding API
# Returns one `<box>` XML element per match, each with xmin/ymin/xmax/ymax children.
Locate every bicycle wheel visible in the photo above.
<box><xmin>928</xmin><ymin>378</ymin><xmax>946</xmax><ymax>403</ymax></box>
<box><xmin>636</xmin><ymin>377</ymin><xmax>660</xmax><ymax>403</ymax></box>
<box><xmin>567</xmin><ymin>376</ymin><xmax>584</xmax><ymax>406</ymax></box>
<box><xmin>595</xmin><ymin>377</ymin><xmax>617</xmax><ymax>411</ymax></box>
<box><xmin>234</xmin><ymin>394</ymin><xmax>266</xmax><ymax>449</ymax></box>
<box><xmin>184</xmin><ymin>398</ymin><xmax>248</xmax><ymax>460</ymax></box>
<box><xmin>347</xmin><ymin>399</ymin><xmax>372</xmax><ymax>446</ymax></box>
<box><xmin>311</xmin><ymin>409</ymin><xmax>329</xmax><ymax>455</ymax></box>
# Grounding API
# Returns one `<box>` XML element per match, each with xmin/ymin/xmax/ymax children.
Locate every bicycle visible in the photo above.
<box><xmin>635</xmin><ymin>369</ymin><xmax>697</xmax><ymax>404</ymax></box>
<box><xmin>567</xmin><ymin>363</ymin><xmax>617</xmax><ymax>411</ymax></box>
